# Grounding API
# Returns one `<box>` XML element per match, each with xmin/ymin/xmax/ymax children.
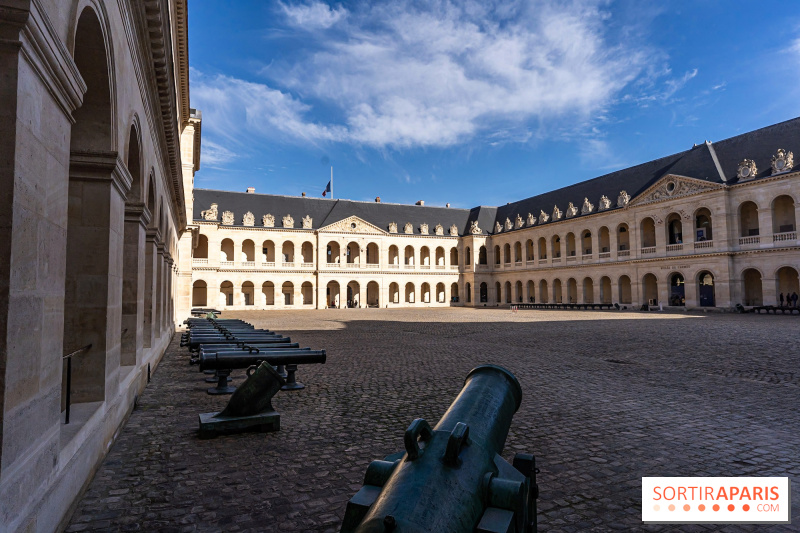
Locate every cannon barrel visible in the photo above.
<box><xmin>198</xmin><ymin>350</ymin><xmax>326</xmax><ymax>371</ymax></box>
<box><xmin>341</xmin><ymin>364</ymin><xmax>535</xmax><ymax>533</ymax></box>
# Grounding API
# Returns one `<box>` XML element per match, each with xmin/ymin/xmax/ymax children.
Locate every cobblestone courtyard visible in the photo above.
<box><xmin>65</xmin><ymin>309</ymin><xmax>799</xmax><ymax>532</ymax></box>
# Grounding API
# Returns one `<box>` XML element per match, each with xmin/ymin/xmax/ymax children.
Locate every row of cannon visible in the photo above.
<box><xmin>180</xmin><ymin>315</ymin><xmax>539</xmax><ymax>532</ymax></box>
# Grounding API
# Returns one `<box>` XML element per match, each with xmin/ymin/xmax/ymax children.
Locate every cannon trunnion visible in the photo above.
<box><xmin>341</xmin><ymin>365</ymin><xmax>537</xmax><ymax>533</ymax></box>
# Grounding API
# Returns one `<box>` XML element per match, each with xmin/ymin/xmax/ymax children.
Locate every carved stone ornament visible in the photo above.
<box><xmin>495</xmin><ymin>221</ymin><xmax>503</xmax><ymax>233</ymax></box>
<box><xmin>389</xmin><ymin>222</ymin><xmax>398</xmax><ymax>233</ymax></box>
<box><xmin>504</xmin><ymin>218</ymin><xmax>513</xmax><ymax>231</ymax></box>
<box><xmin>221</xmin><ymin>211</ymin><xmax>234</xmax><ymax>225</ymax></box>
<box><xmin>420</xmin><ymin>223</ymin><xmax>429</xmax><ymax>235</ymax></box>
<box><xmin>470</xmin><ymin>221</ymin><xmax>481</xmax><ymax>234</ymax></box>
<box><xmin>450</xmin><ymin>224</ymin><xmax>459</xmax><ymax>236</ymax></box>
<box><xmin>242</xmin><ymin>211</ymin><xmax>255</xmax><ymax>226</ymax></box>
<box><xmin>514</xmin><ymin>215</ymin><xmax>523</xmax><ymax>229</ymax></box>
<box><xmin>552</xmin><ymin>205</ymin><xmax>562</xmax><ymax>221</ymax></box>
<box><xmin>771</xmin><ymin>149</ymin><xmax>793</xmax><ymax>175</ymax></box>
<box><xmin>434</xmin><ymin>223</ymin><xmax>444</xmax><ymax>235</ymax></box>
<box><xmin>539</xmin><ymin>210</ymin><xmax>550</xmax><ymax>223</ymax></box>
<box><xmin>565</xmin><ymin>202</ymin><xmax>578</xmax><ymax>218</ymax></box>
<box><xmin>262</xmin><ymin>213</ymin><xmax>275</xmax><ymax>227</ymax></box>
<box><xmin>737</xmin><ymin>159</ymin><xmax>757</xmax><ymax>180</ymax></box>
<box><xmin>599</xmin><ymin>195</ymin><xmax>611</xmax><ymax>211</ymax></box>
<box><xmin>652</xmin><ymin>214</ymin><xmax>663</xmax><ymax>225</ymax></box>
<box><xmin>617</xmin><ymin>191</ymin><xmax>630</xmax><ymax>208</ymax></box>
<box><xmin>581</xmin><ymin>197</ymin><xmax>594</xmax><ymax>215</ymax></box>
<box><xmin>302</xmin><ymin>215</ymin><xmax>312</xmax><ymax>229</ymax></box>
<box><xmin>201</xmin><ymin>203</ymin><xmax>218</xmax><ymax>220</ymax></box>
<box><xmin>527</xmin><ymin>213</ymin><xmax>536</xmax><ymax>226</ymax></box>
<box><xmin>404</xmin><ymin>223</ymin><xmax>413</xmax><ymax>234</ymax></box>
<box><xmin>679</xmin><ymin>209</ymin><xmax>690</xmax><ymax>220</ymax></box>
<box><xmin>282</xmin><ymin>214</ymin><xmax>294</xmax><ymax>228</ymax></box>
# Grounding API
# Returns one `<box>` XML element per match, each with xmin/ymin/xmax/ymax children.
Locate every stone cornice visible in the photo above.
<box><xmin>124</xmin><ymin>202</ymin><xmax>152</xmax><ymax>227</ymax></box>
<box><xmin>146</xmin><ymin>227</ymin><xmax>163</xmax><ymax>244</ymax></box>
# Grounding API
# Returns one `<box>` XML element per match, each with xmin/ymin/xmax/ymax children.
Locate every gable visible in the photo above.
<box><xmin>628</xmin><ymin>174</ymin><xmax>724</xmax><ymax>206</ymax></box>
<box><xmin>317</xmin><ymin>215</ymin><xmax>387</xmax><ymax>235</ymax></box>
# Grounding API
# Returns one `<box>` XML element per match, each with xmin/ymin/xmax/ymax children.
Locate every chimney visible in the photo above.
<box><xmin>246</xmin><ymin>187</ymin><xmax>255</xmax><ymax>194</ymax></box>
<box><xmin>375</xmin><ymin>196</ymin><xmax>381</xmax><ymax>203</ymax></box>
<box><xmin>446</xmin><ymin>203</ymin><xmax>450</xmax><ymax>208</ymax></box>
<box><xmin>302</xmin><ymin>192</ymin><xmax>306</xmax><ymax>197</ymax></box>
<box><xmin>415</xmin><ymin>200</ymin><xmax>424</xmax><ymax>206</ymax></box>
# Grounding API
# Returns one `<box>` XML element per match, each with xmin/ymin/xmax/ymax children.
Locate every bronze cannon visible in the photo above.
<box><xmin>341</xmin><ymin>364</ymin><xmax>537</xmax><ymax>533</ymax></box>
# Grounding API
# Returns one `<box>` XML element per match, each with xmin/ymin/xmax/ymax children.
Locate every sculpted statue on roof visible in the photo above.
<box><xmin>263</xmin><ymin>213</ymin><xmax>275</xmax><ymax>227</ymax></box>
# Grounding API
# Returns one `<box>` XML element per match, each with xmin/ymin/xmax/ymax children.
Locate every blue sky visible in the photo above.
<box><xmin>188</xmin><ymin>0</ymin><xmax>800</xmax><ymax>208</ymax></box>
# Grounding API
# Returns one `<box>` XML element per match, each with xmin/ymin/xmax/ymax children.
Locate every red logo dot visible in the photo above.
<box><xmin>728</xmin><ymin>504</ymin><xmax>735</xmax><ymax>512</ymax></box>
<box><xmin>698</xmin><ymin>504</ymin><xmax>706</xmax><ymax>512</ymax></box>
<box><xmin>743</xmin><ymin>504</ymin><xmax>750</xmax><ymax>512</ymax></box>
<box><xmin>712</xmin><ymin>504</ymin><xmax>720</xmax><ymax>512</ymax></box>
<box><xmin>683</xmin><ymin>504</ymin><xmax>690</xmax><ymax>511</ymax></box>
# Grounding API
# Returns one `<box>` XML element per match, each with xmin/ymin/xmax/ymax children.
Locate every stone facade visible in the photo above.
<box><xmin>186</xmin><ymin>167</ymin><xmax>799</xmax><ymax>312</ymax></box>
<box><xmin>0</xmin><ymin>1</ymin><xmax>198</xmax><ymax>531</ymax></box>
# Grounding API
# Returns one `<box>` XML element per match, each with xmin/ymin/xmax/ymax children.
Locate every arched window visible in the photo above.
<box><xmin>565</xmin><ymin>233</ymin><xmax>576</xmax><ymax>257</ymax></box>
<box><xmin>772</xmin><ymin>196</ymin><xmax>796</xmax><ymax>234</ymax></box>
<box><xmin>450</xmin><ymin>247</ymin><xmax>459</xmax><ymax>266</ymax></box>
<box><xmin>262</xmin><ymin>281</ymin><xmax>275</xmax><ymax>306</ymax></box>
<box><xmin>617</xmin><ymin>224</ymin><xmax>630</xmax><ymax>251</ymax></box>
<box><xmin>220</xmin><ymin>281</ymin><xmax>234</xmax><ymax>306</ymax></box>
<box><xmin>263</xmin><ymin>240</ymin><xmax>276</xmax><ymax>263</ymax></box>
<box><xmin>698</xmin><ymin>271</ymin><xmax>715</xmax><ymax>306</ymax></box>
<box><xmin>366</xmin><ymin>281</ymin><xmax>380</xmax><ymax>306</ymax></box>
<box><xmin>465</xmin><ymin>282</ymin><xmax>472</xmax><ymax>303</ymax></box>
<box><xmin>388</xmin><ymin>245</ymin><xmax>399</xmax><ymax>265</ymax></box>
<box><xmin>598</xmin><ymin>227</ymin><xmax>610</xmax><ymax>254</ymax></box>
<box><xmin>567</xmin><ymin>278</ymin><xmax>578</xmax><ymax>303</ymax></box>
<box><xmin>666</xmin><ymin>213</ymin><xmax>683</xmax><ymax>245</ymax></box>
<box><xmin>525</xmin><ymin>239</ymin><xmax>534</xmax><ymax>261</ymax></box>
<box><xmin>421</xmin><ymin>282</ymin><xmax>431</xmax><ymax>303</ymax></box>
<box><xmin>553</xmin><ymin>279</ymin><xmax>563</xmax><ymax>303</ymax></box>
<box><xmin>514</xmin><ymin>242</ymin><xmax>522</xmax><ymax>263</ymax></box>
<box><xmin>494</xmin><ymin>245</ymin><xmax>501</xmax><ymax>265</ymax></box>
<box><xmin>346</xmin><ymin>241</ymin><xmax>359</xmax><ymax>264</ymax></box>
<box><xmin>582</xmin><ymin>277</ymin><xmax>593</xmax><ymax>303</ymax></box>
<box><xmin>282</xmin><ymin>241</ymin><xmax>295</xmax><ymax>263</ymax></box>
<box><xmin>302</xmin><ymin>282</ymin><xmax>314</xmax><ymax>305</ymax></box>
<box><xmin>539</xmin><ymin>280</ymin><xmax>549</xmax><ymax>303</ymax></box>
<box><xmin>515</xmin><ymin>280</ymin><xmax>523</xmax><ymax>302</ymax></box>
<box><xmin>405</xmin><ymin>245</ymin><xmax>415</xmax><ymax>266</ymax></box>
<box><xmin>192</xmin><ymin>280</ymin><xmax>207</xmax><ymax>307</ymax></box>
<box><xmin>739</xmin><ymin>202</ymin><xmax>759</xmax><ymax>237</ymax></box>
<box><xmin>641</xmin><ymin>218</ymin><xmax>656</xmax><ymax>248</ymax></box>
<box><xmin>479</xmin><ymin>282</ymin><xmax>488</xmax><ymax>303</ymax></box>
<box><xmin>642</xmin><ymin>274</ymin><xmax>658</xmax><ymax>305</ymax></box>
<box><xmin>195</xmin><ymin>235</ymin><xmax>208</xmax><ymax>259</ymax></box>
<box><xmin>694</xmin><ymin>208</ymin><xmax>713</xmax><ymax>241</ymax></box>
<box><xmin>742</xmin><ymin>269</ymin><xmax>762</xmax><ymax>307</ymax></box>
<box><xmin>435</xmin><ymin>246</ymin><xmax>445</xmax><ymax>266</ymax></box>
<box><xmin>220</xmin><ymin>239</ymin><xmax>234</xmax><ymax>262</ymax></box>
<box><xmin>282</xmin><ymin>281</ymin><xmax>294</xmax><ymax>305</ymax></box>
<box><xmin>538</xmin><ymin>237</ymin><xmax>547</xmax><ymax>259</ymax></box>
<box><xmin>551</xmin><ymin>235</ymin><xmax>561</xmax><ymax>258</ymax></box>
<box><xmin>326</xmin><ymin>281</ymin><xmax>340</xmax><ymax>307</ymax></box>
<box><xmin>618</xmin><ymin>275</ymin><xmax>631</xmax><ymax>304</ymax></box>
<box><xmin>242</xmin><ymin>281</ymin><xmax>255</xmax><ymax>306</ymax></box>
<box><xmin>302</xmin><ymin>241</ymin><xmax>314</xmax><ymax>263</ymax></box>
<box><xmin>465</xmin><ymin>247</ymin><xmax>471</xmax><ymax>266</ymax></box>
<box><xmin>405</xmin><ymin>282</ymin><xmax>415</xmax><ymax>303</ymax></box>
<box><xmin>389</xmin><ymin>282</ymin><xmax>399</xmax><ymax>304</ymax></box>
<box><xmin>599</xmin><ymin>276</ymin><xmax>611</xmax><ymax>304</ymax></box>
<box><xmin>526</xmin><ymin>280</ymin><xmax>535</xmax><ymax>303</ymax></box>
<box><xmin>581</xmin><ymin>231</ymin><xmax>592</xmax><ymax>256</ymax></box>
<box><xmin>366</xmin><ymin>242</ymin><xmax>379</xmax><ymax>265</ymax></box>
<box><xmin>420</xmin><ymin>246</ymin><xmax>431</xmax><ymax>267</ymax></box>
<box><xmin>479</xmin><ymin>246</ymin><xmax>487</xmax><ymax>264</ymax></box>
<box><xmin>242</xmin><ymin>239</ymin><xmax>255</xmax><ymax>262</ymax></box>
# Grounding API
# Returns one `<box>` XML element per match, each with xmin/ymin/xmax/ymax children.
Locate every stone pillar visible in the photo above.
<box><xmin>143</xmin><ymin>231</ymin><xmax>158</xmax><ymax>348</ymax></box>
<box><xmin>762</xmin><ymin>276</ymin><xmax>778</xmax><ymax>306</ymax></box>
<box><xmin>121</xmin><ymin>204</ymin><xmax>149</xmax><ymax>366</ymax></box>
<box><xmin>154</xmin><ymin>245</ymin><xmax>165</xmax><ymax>339</ymax></box>
<box><xmin>758</xmin><ymin>207</ymin><xmax>773</xmax><ymax>247</ymax></box>
<box><xmin>62</xmin><ymin>153</ymin><xmax>131</xmax><ymax>404</ymax></box>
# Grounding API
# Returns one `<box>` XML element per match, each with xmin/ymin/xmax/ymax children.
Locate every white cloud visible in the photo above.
<box><xmin>200</xmin><ymin>139</ymin><xmax>237</xmax><ymax>166</ymax></box>
<box><xmin>197</xmin><ymin>1</ymin><xmax>662</xmax><ymax>152</ymax></box>
<box><xmin>280</xmin><ymin>1</ymin><xmax>346</xmax><ymax>29</ymax></box>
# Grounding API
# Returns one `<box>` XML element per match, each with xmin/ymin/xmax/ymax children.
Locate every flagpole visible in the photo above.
<box><xmin>330</xmin><ymin>166</ymin><xmax>333</xmax><ymax>199</ymax></box>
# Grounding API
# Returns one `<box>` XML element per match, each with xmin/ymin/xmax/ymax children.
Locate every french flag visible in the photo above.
<box><xmin>322</xmin><ymin>180</ymin><xmax>331</xmax><ymax>197</ymax></box>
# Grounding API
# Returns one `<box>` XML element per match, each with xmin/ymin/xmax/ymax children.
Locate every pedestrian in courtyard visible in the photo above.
<box><xmin>792</xmin><ymin>292</ymin><xmax>798</xmax><ymax>307</ymax></box>
<box><xmin>779</xmin><ymin>293</ymin><xmax>784</xmax><ymax>306</ymax></box>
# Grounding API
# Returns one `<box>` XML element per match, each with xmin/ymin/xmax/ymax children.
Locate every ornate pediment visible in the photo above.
<box><xmin>628</xmin><ymin>175</ymin><xmax>724</xmax><ymax>206</ymax></box>
<box><xmin>450</xmin><ymin>224</ymin><xmax>459</xmax><ymax>236</ymax></box>
<box><xmin>771</xmin><ymin>149</ymin><xmax>793</xmax><ymax>175</ymax></box>
<box><xmin>282</xmin><ymin>214</ymin><xmax>294</xmax><ymax>228</ymax></box>
<box><xmin>221</xmin><ymin>211</ymin><xmax>234</xmax><ymax>225</ymax></box>
<box><xmin>318</xmin><ymin>215</ymin><xmax>387</xmax><ymax>235</ymax></box>
<box><xmin>242</xmin><ymin>211</ymin><xmax>255</xmax><ymax>226</ymax></box>
<box><xmin>434</xmin><ymin>223</ymin><xmax>444</xmax><ymax>235</ymax></box>
<box><xmin>262</xmin><ymin>213</ymin><xmax>275</xmax><ymax>227</ymax></box>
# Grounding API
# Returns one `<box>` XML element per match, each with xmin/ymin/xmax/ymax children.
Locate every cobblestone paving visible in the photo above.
<box><xmin>65</xmin><ymin>309</ymin><xmax>800</xmax><ymax>532</ymax></box>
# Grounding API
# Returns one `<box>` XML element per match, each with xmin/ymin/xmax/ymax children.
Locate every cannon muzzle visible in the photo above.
<box><xmin>341</xmin><ymin>365</ymin><xmax>536</xmax><ymax>533</ymax></box>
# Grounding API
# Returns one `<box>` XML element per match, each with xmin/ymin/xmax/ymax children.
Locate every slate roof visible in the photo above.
<box><xmin>194</xmin><ymin>117</ymin><xmax>799</xmax><ymax>236</ymax></box>
<box><xmin>493</xmin><ymin>116</ymin><xmax>800</xmax><ymax>233</ymax></box>
<box><xmin>192</xmin><ymin>189</ymin><xmax>482</xmax><ymax>235</ymax></box>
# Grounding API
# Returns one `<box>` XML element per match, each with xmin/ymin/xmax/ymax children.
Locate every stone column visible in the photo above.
<box><xmin>62</xmin><ymin>153</ymin><xmax>131</xmax><ymax>404</ymax></box>
<box><xmin>143</xmin><ymin>231</ymin><xmax>158</xmax><ymax>348</ymax></box>
<box><xmin>121</xmin><ymin>204</ymin><xmax>149</xmax><ymax>366</ymax></box>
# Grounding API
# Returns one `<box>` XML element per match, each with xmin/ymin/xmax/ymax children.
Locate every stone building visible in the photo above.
<box><xmin>0</xmin><ymin>1</ymin><xmax>200</xmax><ymax>531</ymax></box>
<box><xmin>184</xmin><ymin>118</ymin><xmax>799</xmax><ymax>313</ymax></box>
